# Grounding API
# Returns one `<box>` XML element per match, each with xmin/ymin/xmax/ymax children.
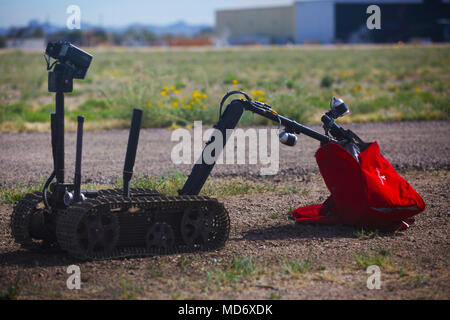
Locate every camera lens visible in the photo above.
<box><xmin>279</xmin><ymin>132</ymin><xmax>297</xmax><ymax>146</ymax></box>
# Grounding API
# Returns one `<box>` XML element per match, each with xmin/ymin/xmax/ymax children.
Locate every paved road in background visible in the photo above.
<box><xmin>0</xmin><ymin>121</ymin><xmax>449</xmax><ymax>185</ymax></box>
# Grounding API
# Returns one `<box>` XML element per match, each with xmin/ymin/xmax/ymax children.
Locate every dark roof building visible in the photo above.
<box><xmin>215</xmin><ymin>0</ymin><xmax>450</xmax><ymax>44</ymax></box>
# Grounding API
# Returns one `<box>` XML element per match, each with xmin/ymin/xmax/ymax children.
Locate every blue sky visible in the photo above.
<box><xmin>0</xmin><ymin>0</ymin><xmax>292</xmax><ymax>28</ymax></box>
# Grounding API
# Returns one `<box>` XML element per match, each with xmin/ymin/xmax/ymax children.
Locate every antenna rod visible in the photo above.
<box><xmin>50</xmin><ymin>113</ymin><xmax>57</xmax><ymax>170</ymax></box>
<box><xmin>55</xmin><ymin>91</ymin><xmax>65</xmax><ymax>184</ymax></box>
<box><xmin>74</xmin><ymin>116</ymin><xmax>84</xmax><ymax>202</ymax></box>
<box><xmin>123</xmin><ymin>109</ymin><xmax>143</xmax><ymax>197</ymax></box>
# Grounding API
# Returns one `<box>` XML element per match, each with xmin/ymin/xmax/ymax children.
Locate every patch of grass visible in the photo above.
<box><xmin>147</xmin><ymin>264</ymin><xmax>164</xmax><ymax>278</ymax></box>
<box><xmin>119</xmin><ymin>275</ymin><xmax>144</xmax><ymax>300</ymax></box>
<box><xmin>396</xmin><ymin>267</ymin><xmax>408</xmax><ymax>278</ymax></box>
<box><xmin>23</xmin><ymin>104</ymin><xmax>54</xmax><ymax>123</ymax></box>
<box><xmin>1</xmin><ymin>46</ymin><xmax>449</xmax><ymax>132</ymax></box>
<box><xmin>170</xmin><ymin>292</ymin><xmax>181</xmax><ymax>299</ymax></box>
<box><xmin>225</xmin><ymin>255</ymin><xmax>258</xmax><ymax>280</ymax></box>
<box><xmin>354</xmin><ymin>246</ymin><xmax>391</xmax><ymax>270</ymax></box>
<box><xmin>127</xmin><ymin>170</ymin><xmax>187</xmax><ymax>195</ymax></box>
<box><xmin>202</xmin><ymin>178</ymin><xmax>276</xmax><ymax>198</ymax></box>
<box><xmin>320</xmin><ymin>75</ymin><xmax>333</xmax><ymax>88</ymax></box>
<box><xmin>206</xmin><ymin>255</ymin><xmax>261</xmax><ymax>288</ymax></box>
<box><xmin>177</xmin><ymin>255</ymin><xmax>194</xmax><ymax>269</ymax></box>
<box><xmin>0</xmin><ymin>102</ymin><xmax>30</xmax><ymax>122</ymax></box>
<box><xmin>45</xmin><ymin>287</ymin><xmax>62</xmax><ymax>299</ymax></box>
<box><xmin>279</xmin><ymin>184</ymin><xmax>311</xmax><ymax>196</ymax></box>
<box><xmin>204</xmin><ymin>179</ymin><xmax>253</xmax><ymax>197</ymax></box>
<box><xmin>280</xmin><ymin>184</ymin><xmax>301</xmax><ymax>194</ymax></box>
<box><xmin>0</xmin><ymin>175</ymin><xmax>302</xmax><ymax>205</ymax></box>
<box><xmin>0</xmin><ymin>274</ymin><xmax>21</xmax><ymax>300</ymax></box>
<box><xmin>0</xmin><ymin>183</ymin><xmax>40</xmax><ymax>204</ymax></box>
<box><xmin>0</xmin><ymin>179</ymin><xmax>111</xmax><ymax>204</ymax></box>
<box><xmin>283</xmin><ymin>256</ymin><xmax>314</xmax><ymax>275</ymax></box>
<box><xmin>267</xmin><ymin>291</ymin><xmax>282</xmax><ymax>299</ymax></box>
<box><xmin>353</xmin><ymin>228</ymin><xmax>380</xmax><ymax>239</ymax></box>
<box><xmin>69</xmin><ymin>99</ymin><xmax>117</xmax><ymax>122</ymax></box>
<box><xmin>285</xmin><ymin>207</ymin><xmax>295</xmax><ymax>218</ymax></box>
<box><xmin>255</xmin><ymin>183</ymin><xmax>277</xmax><ymax>193</ymax></box>
<box><xmin>410</xmin><ymin>275</ymin><xmax>428</xmax><ymax>288</ymax></box>
<box><xmin>270</xmin><ymin>212</ymin><xmax>280</xmax><ymax>219</ymax></box>
<box><xmin>392</xmin><ymin>262</ymin><xmax>428</xmax><ymax>288</ymax></box>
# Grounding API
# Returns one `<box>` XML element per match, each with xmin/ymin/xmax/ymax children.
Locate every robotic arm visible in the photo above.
<box><xmin>179</xmin><ymin>91</ymin><xmax>364</xmax><ymax>196</ymax></box>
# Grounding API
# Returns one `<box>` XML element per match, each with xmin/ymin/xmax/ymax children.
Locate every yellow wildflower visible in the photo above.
<box><xmin>173</xmin><ymin>101</ymin><xmax>179</xmax><ymax>108</ymax></box>
<box><xmin>232</xmin><ymin>79</ymin><xmax>238</xmax><ymax>87</ymax></box>
<box><xmin>415</xmin><ymin>88</ymin><xmax>421</xmax><ymax>94</ymax></box>
<box><xmin>168</xmin><ymin>123</ymin><xmax>182</xmax><ymax>130</ymax></box>
<box><xmin>160</xmin><ymin>91</ymin><xmax>167</xmax><ymax>96</ymax></box>
<box><xmin>252</xmin><ymin>90</ymin><xmax>265</xmax><ymax>96</ymax></box>
<box><xmin>147</xmin><ymin>102</ymin><xmax>152</xmax><ymax>107</ymax></box>
<box><xmin>340</xmin><ymin>70</ymin><xmax>354</xmax><ymax>78</ymax></box>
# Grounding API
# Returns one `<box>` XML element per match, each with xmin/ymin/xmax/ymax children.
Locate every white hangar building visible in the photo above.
<box><xmin>215</xmin><ymin>0</ymin><xmax>450</xmax><ymax>44</ymax></box>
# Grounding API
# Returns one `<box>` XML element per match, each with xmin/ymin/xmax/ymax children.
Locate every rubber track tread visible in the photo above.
<box><xmin>56</xmin><ymin>190</ymin><xmax>230</xmax><ymax>260</ymax></box>
<box><xmin>10</xmin><ymin>188</ymin><xmax>160</xmax><ymax>252</ymax></box>
<box><xmin>10</xmin><ymin>191</ymin><xmax>46</xmax><ymax>249</ymax></box>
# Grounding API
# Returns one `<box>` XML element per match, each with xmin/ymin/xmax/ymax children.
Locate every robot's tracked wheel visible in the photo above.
<box><xmin>11</xmin><ymin>191</ymin><xmax>56</xmax><ymax>249</ymax></box>
<box><xmin>199</xmin><ymin>210</ymin><xmax>217</xmax><ymax>246</ymax></box>
<box><xmin>145</xmin><ymin>222</ymin><xmax>175</xmax><ymax>253</ymax></box>
<box><xmin>75</xmin><ymin>206</ymin><xmax>119</xmax><ymax>256</ymax></box>
<box><xmin>180</xmin><ymin>206</ymin><xmax>217</xmax><ymax>247</ymax></box>
<box><xmin>56</xmin><ymin>193</ymin><xmax>229</xmax><ymax>260</ymax></box>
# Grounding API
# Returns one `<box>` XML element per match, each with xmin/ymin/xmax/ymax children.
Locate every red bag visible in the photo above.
<box><xmin>291</xmin><ymin>142</ymin><xmax>425</xmax><ymax>231</ymax></box>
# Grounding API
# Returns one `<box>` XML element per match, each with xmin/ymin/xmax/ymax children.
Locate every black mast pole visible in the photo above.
<box><xmin>55</xmin><ymin>90</ymin><xmax>64</xmax><ymax>184</ymax></box>
<box><xmin>73</xmin><ymin>116</ymin><xmax>84</xmax><ymax>202</ymax></box>
<box><xmin>123</xmin><ymin>109</ymin><xmax>143</xmax><ymax>197</ymax></box>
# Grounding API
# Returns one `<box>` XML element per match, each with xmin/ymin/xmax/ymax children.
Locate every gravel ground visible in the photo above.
<box><xmin>0</xmin><ymin>170</ymin><xmax>448</xmax><ymax>299</ymax></box>
<box><xmin>0</xmin><ymin>121</ymin><xmax>448</xmax><ymax>300</ymax></box>
<box><xmin>0</xmin><ymin>121</ymin><xmax>448</xmax><ymax>185</ymax></box>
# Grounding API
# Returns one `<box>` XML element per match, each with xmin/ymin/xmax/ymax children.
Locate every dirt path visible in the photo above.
<box><xmin>0</xmin><ymin>121</ymin><xmax>448</xmax><ymax>185</ymax></box>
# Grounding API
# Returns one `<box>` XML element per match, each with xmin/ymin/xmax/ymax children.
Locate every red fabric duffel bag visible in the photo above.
<box><xmin>291</xmin><ymin>142</ymin><xmax>425</xmax><ymax>231</ymax></box>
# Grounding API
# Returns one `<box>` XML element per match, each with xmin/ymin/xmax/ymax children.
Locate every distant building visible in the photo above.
<box><xmin>215</xmin><ymin>0</ymin><xmax>450</xmax><ymax>44</ymax></box>
<box><xmin>216</xmin><ymin>4</ymin><xmax>295</xmax><ymax>45</ymax></box>
<box><xmin>7</xmin><ymin>38</ymin><xmax>46</xmax><ymax>50</ymax></box>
